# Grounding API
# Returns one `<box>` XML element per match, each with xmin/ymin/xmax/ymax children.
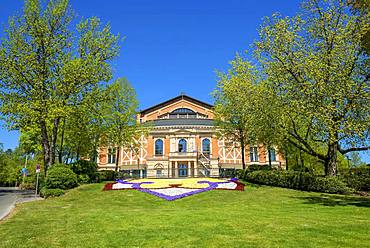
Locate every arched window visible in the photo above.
<box><xmin>202</xmin><ymin>138</ymin><xmax>211</xmax><ymax>156</ymax></box>
<box><xmin>178</xmin><ymin>139</ymin><xmax>187</xmax><ymax>153</ymax></box>
<box><xmin>155</xmin><ymin>139</ymin><xmax>164</xmax><ymax>155</ymax></box>
<box><xmin>170</xmin><ymin>108</ymin><xmax>196</xmax><ymax>119</ymax></box>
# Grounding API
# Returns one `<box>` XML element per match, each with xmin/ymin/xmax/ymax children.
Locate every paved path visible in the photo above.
<box><xmin>0</xmin><ymin>187</ymin><xmax>43</xmax><ymax>221</ymax></box>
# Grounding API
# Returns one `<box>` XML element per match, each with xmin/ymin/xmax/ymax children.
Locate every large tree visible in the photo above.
<box><xmin>103</xmin><ymin>78</ymin><xmax>138</xmax><ymax>172</ymax></box>
<box><xmin>0</xmin><ymin>0</ymin><xmax>119</xmax><ymax>173</ymax></box>
<box><xmin>255</xmin><ymin>0</ymin><xmax>370</xmax><ymax>176</ymax></box>
<box><xmin>213</xmin><ymin>55</ymin><xmax>261</xmax><ymax>169</ymax></box>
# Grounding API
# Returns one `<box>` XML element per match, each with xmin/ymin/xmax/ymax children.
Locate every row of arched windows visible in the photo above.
<box><xmin>154</xmin><ymin>138</ymin><xmax>211</xmax><ymax>155</ymax></box>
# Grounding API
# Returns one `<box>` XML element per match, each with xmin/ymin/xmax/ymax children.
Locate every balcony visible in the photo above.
<box><xmin>169</xmin><ymin>151</ymin><xmax>198</xmax><ymax>158</ymax></box>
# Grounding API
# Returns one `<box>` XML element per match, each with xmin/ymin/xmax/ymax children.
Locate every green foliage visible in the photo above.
<box><xmin>348</xmin><ymin>152</ymin><xmax>367</xmax><ymax>167</ymax></box>
<box><xmin>0</xmin><ymin>0</ymin><xmax>120</xmax><ymax>172</ymax></box>
<box><xmin>212</xmin><ymin>55</ymin><xmax>263</xmax><ymax>169</ymax></box>
<box><xmin>69</xmin><ymin>160</ymin><xmax>99</xmax><ymax>183</ymax></box>
<box><xmin>339</xmin><ymin>167</ymin><xmax>370</xmax><ymax>191</ymax></box>
<box><xmin>103</xmin><ymin>78</ymin><xmax>139</xmax><ymax>171</ymax></box>
<box><xmin>19</xmin><ymin>183</ymin><xmax>36</xmax><ymax>190</ymax></box>
<box><xmin>40</xmin><ymin>188</ymin><xmax>65</xmax><ymax>198</ymax></box>
<box><xmin>244</xmin><ymin>170</ymin><xmax>353</xmax><ymax>194</ymax></box>
<box><xmin>98</xmin><ymin>170</ymin><xmax>117</xmax><ymax>181</ymax></box>
<box><xmin>45</xmin><ymin>164</ymin><xmax>78</xmax><ymax>190</ymax></box>
<box><xmin>0</xmin><ymin>147</ymin><xmax>26</xmax><ymax>186</ymax></box>
<box><xmin>251</xmin><ymin>0</ymin><xmax>370</xmax><ymax>175</ymax></box>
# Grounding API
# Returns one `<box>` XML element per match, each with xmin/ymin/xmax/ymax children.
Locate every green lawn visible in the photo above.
<box><xmin>0</xmin><ymin>183</ymin><xmax>369</xmax><ymax>248</ymax></box>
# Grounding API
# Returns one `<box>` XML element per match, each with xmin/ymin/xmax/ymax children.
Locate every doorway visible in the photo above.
<box><xmin>178</xmin><ymin>163</ymin><xmax>188</xmax><ymax>177</ymax></box>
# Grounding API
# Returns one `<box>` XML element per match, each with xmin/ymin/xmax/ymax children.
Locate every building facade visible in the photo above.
<box><xmin>97</xmin><ymin>95</ymin><xmax>285</xmax><ymax>178</ymax></box>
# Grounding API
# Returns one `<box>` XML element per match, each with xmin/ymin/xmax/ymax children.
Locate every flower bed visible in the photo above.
<box><xmin>103</xmin><ymin>178</ymin><xmax>244</xmax><ymax>201</ymax></box>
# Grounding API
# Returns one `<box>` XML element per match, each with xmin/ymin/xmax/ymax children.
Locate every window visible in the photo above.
<box><xmin>155</xmin><ymin>139</ymin><xmax>164</xmax><ymax>155</ymax></box>
<box><xmin>178</xmin><ymin>139</ymin><xmax>187</xmax><ymax>153</ymax></box>
<box><xmin>169</xmin><ymin>108</ymin><xmax>196</xmax><ymax>119</ymax></box>
<box><xmin>155</xmin><ymin>164</ymin><xmax>164</xmax><ymax>178</ymax></box>
<box><xmin>269</xmin><ymin>148</ymin><xmax>276</xmax><ymax>162</ymax></box>
<box><xmin>178</xmin><ymin>163</ymin><xmax>188</xmax><ymax>177</ymax></box>
<box><xmin>202</xmin><ymin>138</ymin><xmax>211</xmax><ymax>156</ymax></box>
<box><xmin>250</xmin><ymin>146</ymin><xmax>258</xmax><ymax>162</ymax></box>
<box><xmin>156</xmin><ymin>169</ymin><xmax>162</xmax><ymax>178</ymax></box>
<box><xmin>108</xmin><ymin>148</ymin><xmax>116</xmax><ymax>164</ymax></box>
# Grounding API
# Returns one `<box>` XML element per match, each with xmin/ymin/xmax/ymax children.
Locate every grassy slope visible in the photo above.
<box><xmin>0</xmin><ymin>183</ymin><xmax>369</xmax><ymax>248</ymax></box>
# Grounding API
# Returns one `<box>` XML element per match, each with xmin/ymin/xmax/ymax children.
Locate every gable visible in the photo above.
<box><xmin>139</xmin><ymin>95</ymin><xmax>214</xmax><ymax>122</ymax></box>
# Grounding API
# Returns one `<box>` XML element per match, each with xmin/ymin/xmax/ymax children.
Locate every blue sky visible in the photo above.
<box><xmin>0</xmin><ymin>0</ymin><xmax>368</xmax><ymax>162</ymax></box>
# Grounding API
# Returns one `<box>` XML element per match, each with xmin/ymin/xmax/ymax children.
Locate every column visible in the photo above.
<box><xmin>175</xmin><ymin>161</ymin><xmax>178</xmax><ymax>178</ymax></box>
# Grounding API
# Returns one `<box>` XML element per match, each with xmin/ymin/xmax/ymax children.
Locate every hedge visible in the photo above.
<box><xmin>98</xmin><ymin>170</ymin><xmax>117</xmax><ymax>181</ymax></box>
<box><xmin>70</xmin><ymin>160</ymin><xmax>99</xmax><ymax>183</ymax></box>
<box><xmin>339</xmin><ymin>167</ymin><xmax>370</xmax><ymax>192</ymax></box>
<box><xmin>40</xmin><ymin>188</ymin><xmax>65</xmax><ymax>198</ymax></box>
<box><xmin>244</xmin><ymin>170</ymin><xmax>353</xmax><ymax>194</ymax></box>
<box><xmin>45</xmin><ymin>164</ymin><xmax>78</xmax><ymax>190</ymax></box>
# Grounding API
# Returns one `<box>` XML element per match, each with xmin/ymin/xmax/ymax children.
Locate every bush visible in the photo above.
<box><xmin>98</xmin><ymin>170</ymin><xmax>117</xmax><ymax>181</ymax></box>
<box><xmin>70</xmin><ymin>160</ymin><xmax>99</xmax><ymax>183</ymax></box>
<box><xmin>244</xmin><ymin>170</ymin><xmax>353</xmax><ymax>194</ymax></box>
<box><xmin>40</xmin><ymin>188</ymin><xmax>65</xmax><ymax>198</ymax></box>
<box><xmin>45</xmin><ymin>164</ymin><xmax>78</xmax><ymax>190</ymax></box>
<box><xmin>237</xmin><ymin>164</ymin><xmax>275</xmax><ymax>179</ymax></box>
<box><xmin>339</xmin><ymin>167</ymin><xmax>370</xmax><ymax>192</ymax></box>
<box><xmin>19</xmin><ymin>182</ymin><xmax>35</xmax><ymax>190</ymax></box>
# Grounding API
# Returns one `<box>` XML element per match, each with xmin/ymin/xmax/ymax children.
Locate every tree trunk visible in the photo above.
<box><xmin>115</xmin><ymin>146</ymin><xmax>120</xmax><ymax>172</ymax></box>
<box><xmin>40</xmin><ymin>118</ymin><xmax>51</xmax><ymax>176</ymax></box>
<box><xmin>324</xmin><ymin>142</ymin><xmax>338</xmax><ymax>176</ymax></box>
<box><xmin>240</xmin><ymin>134</ymin><xmax>246</xmax><ymax>170</ymax></box>
<box><xmin>50</xmin><ymin>117</ymin><xmax>60</xmax><ymax>165</ymax></box>
<box><xmin>58</xmin><ymin>118</ymin><xmax>66</xmax><ymax>163</ymax></box>
<box><xmin>268</xmin><ymin>147</ymin><xmax>272</xmax><ymax>167</ymax></box>
<box><xmin>299</xmin><ymin>150</ymin><xmax>305</xmax><ymax>168</ymax></box>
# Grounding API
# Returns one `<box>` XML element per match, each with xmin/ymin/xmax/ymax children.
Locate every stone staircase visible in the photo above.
<box><xmin>198</xmin><ymin>152</ymin><xmax>211</xmax><ymax>177</ymax></box>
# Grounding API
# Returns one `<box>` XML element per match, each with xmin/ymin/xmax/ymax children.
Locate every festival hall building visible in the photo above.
<box><xmin>97</xmin><ymin>95</ymin><xmax>285</xmax><ymax>178</ymax></box>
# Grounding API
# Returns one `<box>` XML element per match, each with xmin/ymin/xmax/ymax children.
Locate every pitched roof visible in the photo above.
<box><xmin>140</xmin><ymin>94</ymin><xmax>214</xmax><ymax>116</ymax></box>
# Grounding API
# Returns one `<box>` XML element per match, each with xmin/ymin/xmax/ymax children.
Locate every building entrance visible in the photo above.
<box><xmin>178</xmin><ymin>163</ymin><xmax>188</xmax><ymax>177</ymax></box>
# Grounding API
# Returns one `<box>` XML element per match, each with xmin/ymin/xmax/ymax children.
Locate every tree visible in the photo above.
<box><xmin>103</xmin><ymin>78</ymin><xmax>138</xmax><ymax>172</ymax></box>
<box><xmin>0</xmin><ymin>0</ymin><xmax>119</xmax><ymax>174</ymax></box>
<box><xmin>213</xmin><ymin>55</ymin><xmax>260</xmax><ymax>170</ymax></box>
<box><xmin>57</xmin><ymin>87</ymin><xmax>107</xmax><ymax>164</ymax></box>
<box><xmin>348</xmin><ymin>151</ymin><xmax>367</xmax><ymax>167</ymax></box>
<box><xmin>348</xmin><ymin>0</ymin><xmax>370</xmax><ymax>54</ymax></box>
<box><xmin>255</xmin><ymin>0</ymin><xmax>370</xmax><ymax>176</ymax></box>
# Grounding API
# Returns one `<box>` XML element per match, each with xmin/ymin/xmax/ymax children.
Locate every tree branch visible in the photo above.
<box><xmin>339</xmin><ymin>146</ymin><xmax>370</xmax><ymax>154</ymax></box>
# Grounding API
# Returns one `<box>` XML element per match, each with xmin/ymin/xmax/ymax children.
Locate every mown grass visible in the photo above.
<box><xmin>0</xmin><ymin>183</ymin><xmax>369</xmax><ymax>248</ymax></box>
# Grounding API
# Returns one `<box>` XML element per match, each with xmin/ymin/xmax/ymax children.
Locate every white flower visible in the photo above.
<box><xmin>112</xmin><ymin>183</ymin><xmax>133</xmax><ymax>189</ymax></box>
<box><xmin>216</xmin><ymin>182</ymin><xmax>237</xmax><ymax>190</ymax></box>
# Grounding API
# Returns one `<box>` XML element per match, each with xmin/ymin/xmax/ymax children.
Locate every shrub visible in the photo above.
<box><xmin>248</xmin><ymin>164</ymin><xmax>274</xmax><ymax>171</ymax></box>
<box><xmin>70</xmin><ymin>160</ymin><xmax>99</xmax><ymax>183</ymax></box>
<box><xmin>237</xmin><ymin>164</ymin><xmax>275</xmax><ymax>179</ymax></box>
<box><xmin>339</xmin><ymin>167</ymin><xmax>370</xmax><ymax>192</ymax></box>
<box><xmin>40</xmin><ymin>188</ymin><xmax>65</xmax><ymax>198</ymax></box>
<box><xmin>45</xmin><ymin>164</ymin><xmax>78</xmax><ymax>190</ymax></box>
<box><xmin>244</xmin><ymin>170</ymin><xmax>353</xmax><ymax>194</ymax></box>
<box><xmin>19</xmin><ymin>182</ymin><xmax>35</xmax><ymax>190</ymax></box>
<box><xmin>98</xmin><ymin>170</ymin><xmax>117</xmax><ymax>181</ymax></box>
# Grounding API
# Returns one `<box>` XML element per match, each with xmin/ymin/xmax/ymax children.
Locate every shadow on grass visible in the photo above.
<box><xmin>296</xmin><ymin>194</ymin><xmax>370</xmax><ymax>208</ymax></box>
